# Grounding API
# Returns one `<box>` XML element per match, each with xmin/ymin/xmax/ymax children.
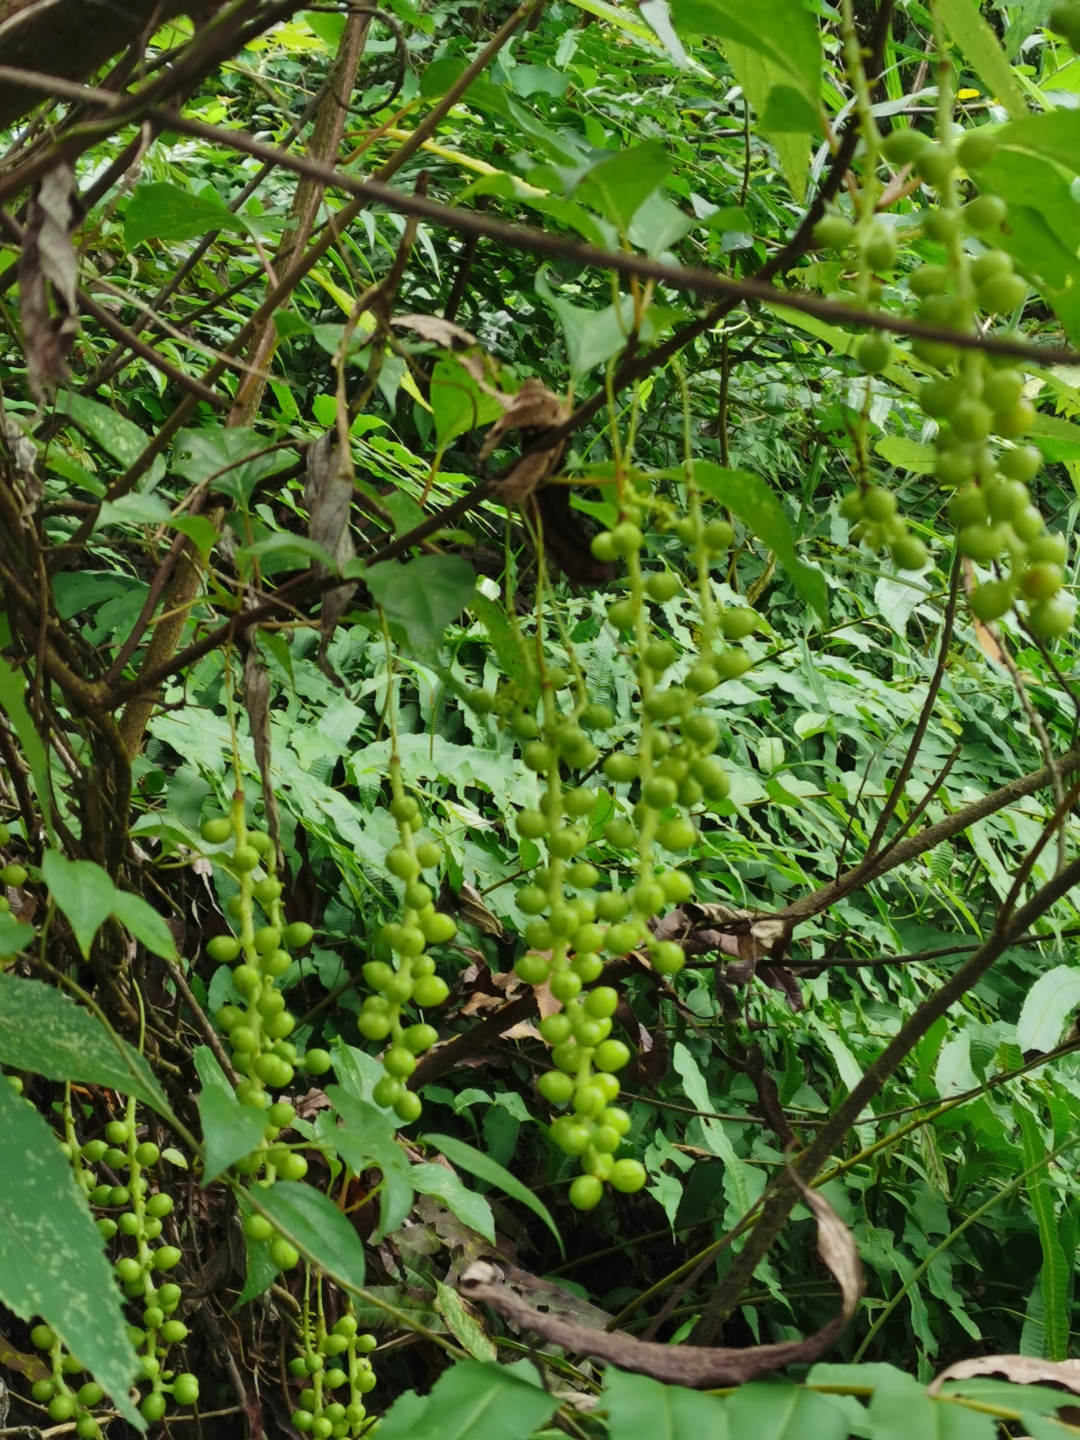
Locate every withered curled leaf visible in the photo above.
<box><xmin>460</xmin><ymin>1177</ymin><xmax>862</xmax><ymax>1387</ymax></box>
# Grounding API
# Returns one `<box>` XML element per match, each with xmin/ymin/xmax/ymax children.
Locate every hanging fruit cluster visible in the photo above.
<box><xmin>56</xmin><ymin>1092</ymin><xmax>198</xmax><ymax>1428</ymax></box>
<box><xmin>288</xmin><ymin>1303</ymin><xmax>377</xmax><ymax>1438</ymax></box>
<box><xmin>812</xmin><ymin>28</ymin><xmax>1071</xmax><ymax>638</ymax></box>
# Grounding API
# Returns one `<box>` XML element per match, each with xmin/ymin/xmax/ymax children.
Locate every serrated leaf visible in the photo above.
<box><xmin>423</xmin><ymin>1133</ymin><xmax>563</xmax><ymax>1254</ymax></box>
<box><xmin>605</xmin><ymin>1368</ymin><xmax>729</xmax><ymax>1439</ymax></box>
<box><xmin>0</xmin><ymin>1082</ymin><xmax>142</xmax><ymax>1428</ymax></box>
<box><xmin>41</xmin><ymin>851</ymin><xmax>115</xmax><ymax>959</ymax></box>
<box><xmin>688</xmin><ymin>461</ymin><xmax>828</xmax><ymax>622</ymax></box>
<box><xmin>251</xmin><ymin>1180</ymin><xmax>367</xmax><ymax>1290</ymax></box>
<box><xmin>0</xmin><ymin>973</ymin><xmax>170</xmax><ymax>1116</ymax></box>
<box><xmin>111</xmin><ymin>891</ymin><xmax>176</xmax><ymax>959</ymax></box>
<box><xmin>198</xmin><ymin>1085</ymin><xmax>266</xmax><ymax>1184</ymax></box>
<box><xmin>411</xmin><ymin>1162</ymin><xmax>495</xmax><ymax>1242</ymax></box>
<box><xmin>325</xmin><ymin>1086</ymin><xmax>413</xmax><ymax>1241</ymax></box>
<box><xmin>375</xmin><ymin>1361</ymin><xmax>558</xmax><ymax>1440</ymax></box>
<box><xmin>1017</xmin><ymin>966</ymin><xmax>1080</xmax><ymax>1053</ymax></box>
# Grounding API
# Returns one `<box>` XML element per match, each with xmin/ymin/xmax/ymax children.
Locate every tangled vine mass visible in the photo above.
<box><xmin>9</xmin><ymin>0</ymin><xmax>1080</xmax><ymax>1437</ymax></box>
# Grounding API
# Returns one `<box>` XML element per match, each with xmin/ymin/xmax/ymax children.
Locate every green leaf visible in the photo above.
<box><xmin>232</xmin><ymin>1188</ymin><xmax>278</xmax><ymax>1309</ymax></box>
<box><xmin>198</xmin><ymin>1085</ymin><xmax>266</xmax><ymax>1185</ymax></box>
<box><xmin>430</xmin><ymin>357</ymin><xmax>505</xmax><ymax>448</ymax></box>
<box><xmin>423</xmin><ymin>1133</ymin><xmax>563</xmax><ymax>1254</ymax></box>
<box><xmin>411</xmin><ymin>1162</ymin><xmax>496</xmax><ymax>1242</ymax></box>
<box><xmin>375</xmin><ymin>1361</ymin><xmax>559</xmax><ymax>1440</ymax></box>
<box><xmin>1017</xmin><ymin>966</ymin><xmax>1080</xmax><ymax>1053</ymax></box>
<box><xmin>111</xmin><ymin>891</ymin><xmax>176</xmax><ymax>959</ymax></box>
<box><xmin>434</xmin><ymin>1279</ymin><xmax>497</xmax><ymax>1362</ymax></box>
<box><xmin>723</xmin><ymin>41</ymin><xmax>810</xmax><ymax>200</ymax></box>
<box><xmin>252</xmin><ymin>1180</ymin><xmax>367</xmax><ymax>1290</ymax></box>
<box><xmin>875</xmin><ymin>437</ymin><xmax>936</xmax><ymax>474</ymax></box>
<box><xmin>689</xmin><ymin>462</ymin><xmax>828</xmax><ymax>622</ymax></box>
<box><xmin>0</xmin><ymin>657</ymin><xmax>54</xmax><ymax>841</ymax></box>
<box><xmin>235</xmin><ymin>533</ymin><xmax>338</xmax><ymax>574</ymax></box>
<box><xmin>0</xmin><ymin>1081</ymin><xmax>143</xmax><ymax>1429</ymax></box>
<box><xmin>0</xmin><ymin>973</ymin><xmax>170</xmax><ymax>1116</ymax></box>
<box><xmin>0</xmin><ymin>911</ymin><xmax>34</xmax><ymax>956</ymax></box>
<box><xmin>55</xmin><ymin>392</ymin><xmax>163</xmax><ymax>476</ymax></box>
<box><xmin>125</xmin><ymin>181</ymin><xmax>246</xmax><ymax>249</ymax></box>
<box><xmin>325</xmin><ymin>1086</ymin><xmax>414</xmax><ymax>1241</ymax></box>
<box><xmin>42</xmin><ymin>851</ymin><xmax>116</xmax><ymax>959</ymax></box>
<box><xmin>935</xmin><ymin>0</ymin><xmax>1026</xmax><ymax>120</ymax></box>
<box><xmin>725</xmin><ymin>1379</ymin><xmax>848</xmax><ymax>1440</ymax></box>
<box><xmin>605</xmin><ymin>1368</ymin><xmax>729</xmax><ymax>1439</ymax></box>
<box><xmin>1014</xmin><ymin>1104</ymin><xmax>1070</xmax><ymax>1360</ymax></box>
<box><xmin>576</xmin><ymin>141</ymin><xmax>672</xmax><ymax>232</ymax></box>
<box><xmin>669</xmin><ymin>0</ymin><xmax>820</xmax><ymax>102</ymax></box>
<box><xmin>171</xmin><ymin>427</ymin><xmax>297</xmax><ymax>506</ymax></box>
<box><xmin>365</xmin><ymin>555</ymin><xmax>476</xmax><ymax>660</ymax></box>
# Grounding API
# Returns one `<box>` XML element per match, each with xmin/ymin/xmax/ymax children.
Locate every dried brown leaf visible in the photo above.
<box><xmin>305</xmin><ymin>432</ymin><xmax>358</xmax><ymax>666</ymax></box>
<box><xmin>456</xmin><ymin>881</ymin><xmax>506</xmax><ymax>939</ymax></box>
<box><xmin>242</xmin><ymin>645</ymin><xmax>279</xmax><ymax>853</ymax></box>
<box><xmin>392</xmin><ymin>314</ymin><xmax>478</xmax><ymax>349</ymax></box>
<box><xmin>460</xmin><ymin>1178</ymin><xmax>862</xmax><ymax>1387</ymax></box>
<box><xmin>929</xmin><ymin>1356</ymin><xmax>1080</xmax><ymax>1397</ymax></box>
<box><xmin>19</xmin><ymin>161</ymin><xmax>78</xmax><ymax>401</ymax></box>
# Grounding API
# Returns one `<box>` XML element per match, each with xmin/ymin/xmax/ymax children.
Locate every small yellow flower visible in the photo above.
<box><xmin>958</xmin><ymin>87</ymin><xmax>982</xmax><ymax>98</ymax></box>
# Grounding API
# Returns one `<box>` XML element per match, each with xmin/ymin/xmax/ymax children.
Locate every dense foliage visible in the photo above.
<box><xmin>7</xmin><ymin>0</ymin><xmax>1080</xmax><ymax>1436</ymax></box>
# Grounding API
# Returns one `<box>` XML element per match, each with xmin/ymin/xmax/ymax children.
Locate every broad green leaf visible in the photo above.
<box><xmin>325</xmin><ymin>1086</ymin><xmax>414</xmax><ymax>1241</ymax></box>
<box><xmin>875</xmin><ymin>436</ymin><xmax>936</xmax><ymax>474</ymax></box>
<box><xmin>722</xmin><ymin>40</ymin><xmax>810</xmax><ymax>200</ymax></box>
<box><xmin>171</xmin><ymin>427</ymin><xmax>297</xmax><ymax>506</ymax></box>
<box><xmin>627</xmin><ymin>188</ymin><xmax>695</xmax><ymax>256</ymax></box>
<box><xmin>423</xmin><ymin>1132</ymin><xmax>563</xmax><ymax>1254</ymax></box>
<box><xmin>125</xmin><ymin>181</ymin><xmax>246</xmax><ymax>249</ymax></box>
<box><xmin>55</xmin><ymin>392</ymin><xmax>163</xmax><ymax>477</ymax></box>
<box><xmin>0</xmin><ymin>974</ymin><xmax>171</xmax><ymax>1116</ymax></box>
<box><xmin>1021</xmin><ymin>1414</ymin><xmax>1080</xmax><ymax>1440</ymax></box>
<box><xmin>198</xmin><ymin>1085</ymin><xmax>266</xmax><ymax>1184</ymax></box>
<box><xmin>365</xmin><ymin>555</ymin><xmax>476</xmax><ymax>660</ymax></box>
<box><xmin>936</xmin><ymin>0</ymin><xmax>1026</xmax><ymax>119</ymax></box>
<box><xmin>95</xmin><ymin>492</ymin><xmax>172</xmax><ymax>530</ymax></box>
<box><xmin>1017</xmin><ymin>965</ymin><xmax>1080</xmax><ymax>1053</ymax></box>
<box><xmin>434</xmin><ymin>1279</ymin><xmax>497</xmax><ymax>1362</ymax></box>
<box><xmin>42</xmin><ymin>851</ymin><xmax>115</xmax><ymax>959</ymax></box>
<box><xmin>193</xmin><ymin>1044</ymin><xmax>234</xmax><ymax>1096</ymax></box>
<box><xmin>0</xmin><ymin>657</ymin><xmax>54</xmax><ymax>841</ymax></box>
<box><xmin>535</xmin><ymin>271</ymin><xmax>678</xmax><ymax>375</ymax></box>
<box><xmin>375</xmin><ymin>1361</ymin><xmax>558</xmax><ymax>1440</ymax></box>
<box><xmin>725</xmin><ymin>1379</ymin><xmax>848</xmax><ymax>1440</ymax></box>
<box><xmin>411</xmin><ymin>1162</ymin><xmax>496</xmax><ymax>1242</ymax></box>
<box><xmin>235</xmin><ymin>533</ymin><xmax>338</xmax><ymax>574</ymax></box>
<box><xmin>111</xmin><ymin>891</ymin><xmax>176</xmax><ymax>959</ymax></box>
<box><xmin>689</xmin><ymin>461</ymin><xmax>828</xmax><ymax>622</ymax></box>
<box><xmin>605</xmin><ymin>1368</ymin><xmax>729</xmax><ymax>1439</ymax></box>
<box><xmin>0</xmin><ymin>1081</ymin><xmax>142</xmax><ymax>1428</ymax></box>
<box><xmin>232</xmin><ymin>1188</ymin><xmax>278</xmax><ymax>1309</ymax></box>
<box><xmin>0</xmin><ymin>911</ymin><xmax>34</xmax><ymax>956</ymax></box>
<box><xmin>669</xmin><ymin>0</ymin><xmax>820</xmax><ymax>106</ymax></box>
<box><xmin>430</xmin><ymin>357</ymin><xmax>504</xmax><ymax>448</ymax></box>
<box><xmin>251</xmin><ymin>1180</ymin><xmax>367</xmax><ymax>1290</ymax></box>
<box><xmin>1014</xmin><ymin>1104</ymin><xmax>1070</xmax><ymax>1360</ymax></box>
<box><xmin>576</xmin><ymin>141</ymin><xmax>672</xmax><ymax>232</ymax></box>
<box><xmin>936</xmin><ymin>1377</ymin><xmax>1080</xmax><ymax>1416</ymax></box>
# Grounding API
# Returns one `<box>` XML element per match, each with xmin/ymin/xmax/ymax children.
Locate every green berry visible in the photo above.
<box><xmin>569</xmin><ymin>1174</ymin><xmax>604</xmax><ymax>1210</ymax></box>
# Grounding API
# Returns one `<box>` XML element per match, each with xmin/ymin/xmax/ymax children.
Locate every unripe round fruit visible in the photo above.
<box><xmin>864</xmin><ymin>489</ymin><xmax>897</xmax><ymax>524</ymax></box>
<box><xmin>979</xmin><ymin>272</ymin><xmax>1027</xmax><ymax>314</ymax></box>
<box><xmin>590</xmin><ymin>531</ymin><xmax>618</xmax><ymax>562</ymax></box>
<box><xmin>915</xmin><ymin>143</ymin><xmax>954</xmax><ymax>186</ymax></box>
<box><xmin>594</xmin><ymin>1038</ymin><xmax>631</xmax><ymax>1072</ymax></box>
<box><xmin>714</xmin><ymin>649</ymin><xmax>751</xmax><ymax>680</ymax></box>
<box><xmin>999</xmin><ymin>445</ymin><xmax>1042</xmax><ymax>482</ymax></box>
<box><xmin>201</xmin><ymin>817</ymin><xmax>232</xmax><ymax>844</ymax></box>
<box><xmin>881</xmin><ymin>128</ymin><xmax>928</xmax><ymax>165</ymax></box>
<box><xmin>1029</xmin><ymin>597</ymin><xmax>1075</xmax><ymax>637</ymax></box>
<box><xmin>160</xmin><ymin>1319</ymin><xmax>187</xmax><ymax>1344</ymax></box>
<box><xmin>605</xmin><ymin>923</ymin><xmax>639</xmax><ymax>954</ymax></box>
<box><xmin>986</xmin><ymin>479</ymin><xmax>1029</xmax><ymax>524</ymax></box>
<box><xmin>135</xmin><ymin>1141</ymin><xmax>160</xmax><ymax>1167</ymax></box>
<box><xmin>720</xmin><ymin>607</ymin><xmax>758</xmax><ymax>640</ymax></box>
<box><xmin>610</xmin><ymin>521</ymin><xmax>643</xmax><ymax>556</ymax></box>
<box><xmin>856</xmin><ymin>332</ymin><xmax>892</xmax><ymax>374</ymax></box>
<box><xmin>584</xmin><ymin>986</ymin><xmax>619</xmax><ymax>1019</ymax></box>
<box><xmin>891</xmin><ymin>536</ymin><xmax>928</xmax><ymax>571</ymax></box>
<box><xmin>569</xmin><ymin>1174</ymin><xmax>604</xmax><ymax>1210</ymax></box>
<box><xmin>78</xmin><ymin>1381</ymin><xmax>105</xmax><ymax>1407</ymax></box>
<box><xmin>958</xmin><ymin>524</ymin><xmax>1006</xmax><ymax>562</ymax></box>
<box><xmin>909</xmin><ymin>265</ymin><xmax>950</xmax><ymax>299</ymax></box>
<box><xmin>1020</xmin><ymin>563</ymin><xmax>1064</xmax><ymax>601</ymax></box>
<box><xmin>703</xmin><ymin>519</ymin><xmax>734</xmax><ymax>551</ymax></box>
<box><xmin>31</xmin><ymin>1380</ymin><xmax>55</xmax><ymax>1402</ymax></box>
<box><xmin>550</xmin><ymin>968</ymin><xmax>582</xmax><ymax>1002</ymax></box>
<box><xmin>233</xmin><ymin>964</ymin><xmax>261</xmax><ymax>995</ymax></box>
<box><xmin>49</xmin><ymin>1395</ymin><xmax>76</xmax><ymax>1422</ymax></box>
<box><xmin>952</xmin><ymin>399</ymin><xmax>993</xmax><ymax>443</ymax></box>
<box><xmin>31</xmin><ymin>1324</ymin><xmax>56</xmax><ymax>1349</ymax></box>
<box><xmin>811</xmin><ymin>215</ymin><xmax>855</xmax><ymax>250</ymax></box>
<box><xmin>970</xmin><ymin>581</ymin><xmax>1014</xmax><ymax>622</ymax></box>
<box><xmin>231</xmin><ymin>845</ymin><xmax>260</xmax><ymax>873</ymax></box>
<box><xmin>657</xmin><ymin>817</ymin><xmax>696</xmax><ymax>850</ymax></box>
<box><xmin>173</xmin><ymin>1374</ymin><xmax>200</xmax><ymax>1406</ymax></box>
<box><xmin>995</xmin><ymin>398</ymin><xmax>1035</xmax><ymax>439</ymax></box>
<box><xmin>1028</xmin><ymin>534</ymin><xmax>1067</xmax><ymax>566</ymax></box>
<box><xmin>154</xmin><ymin>1245</ymin><xmax>182</xmax><ymax>1271</ymax></box>
<box><xmin>303</xmin><ymin>1048</ymin><xmax>332</xmax><ymax>1075</ymax></box>
<box><xmin>522</xmin><ymin>741</ymin><xmax>555</xmax><ymax>773</ymax></box>
<box><xmin>958</xmin><ymin>129</ymin><xmax>999</xmax><ymax>170</ymax></box>
<box><xmin>646</xmin><ymin>571</ymin><xmax>681</xmax><ymax>602</ymax></box>
<box><xmin>582</xmin><ymin>702</ymin><xmax>614</xmax><ymax>729</ymax></box>
<box><xmin>105</xmin><ymin>1119</ymin><xmax>130</xmax><ymax>1145</ymax></box>
<box><xmin>984</xmin><ymin>369</ymin><xmax>1024</xmax><ymax>411</ymax></box>
<box><xmin>651</xmin><ymin>940</ymin><xmax>686</xmax><ymax>975</ymax></box>
<box><xmin>963</xmin><ymin>195</ymin><xmax>1007</xmax><ymax>231</ymax></box>
<box><xmin>271</xmin><ymin>1238</ymin><xmax>300</xmax><ymax>1270</ymax></box>
<box><xmin>412</xmin><ymin>975</ymin><xmax>449</xmax><ymax>1007</ymax></box>
<box><xmin>207</xmin><ymin>934</ymin><xmax>241</xmax><ymax>963</ymax></box>
<box><xmin>644</xmin><ymin>641</ymin><xmax>677</xmax><ymax>674</ymax></box>
<box><xmin>609</xmin><ymin>1159</ymin><xmax>648</xmax><ymax>1193</ymax></box>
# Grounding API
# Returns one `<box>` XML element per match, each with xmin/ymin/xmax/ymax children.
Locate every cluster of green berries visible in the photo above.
<box><xmin>201</xmin><ymin>803</ymin><xmax>329</xmax><ymax>1115</ymax></box>
<box><xmin>839</xmin><ymin>485</ymin><xmax>928</xmax><ymax>571</ymax></box>
<box><xmin>288</xmin><ymin>1310</ymin><xmax>377</xmax><ymax>1438</ymax></box>
<box><xmin>359</xmin><ymin>783</ymin><xmax>455</xmax><ymax>1123</ymax></box>
<box><xmin>26</xmin><ymin>1327</ymin><xmax>110</xmax><ymax>1438</ymax></box>
<box><xmin>0</xmin><ymin>822</ymin><xmax>29</xmax><ymax>935</ymax></box>
<box><xmin>56</xmin><ymin>1107</ymin><xmax>198</xmax><ymax>1426</ymax></box>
